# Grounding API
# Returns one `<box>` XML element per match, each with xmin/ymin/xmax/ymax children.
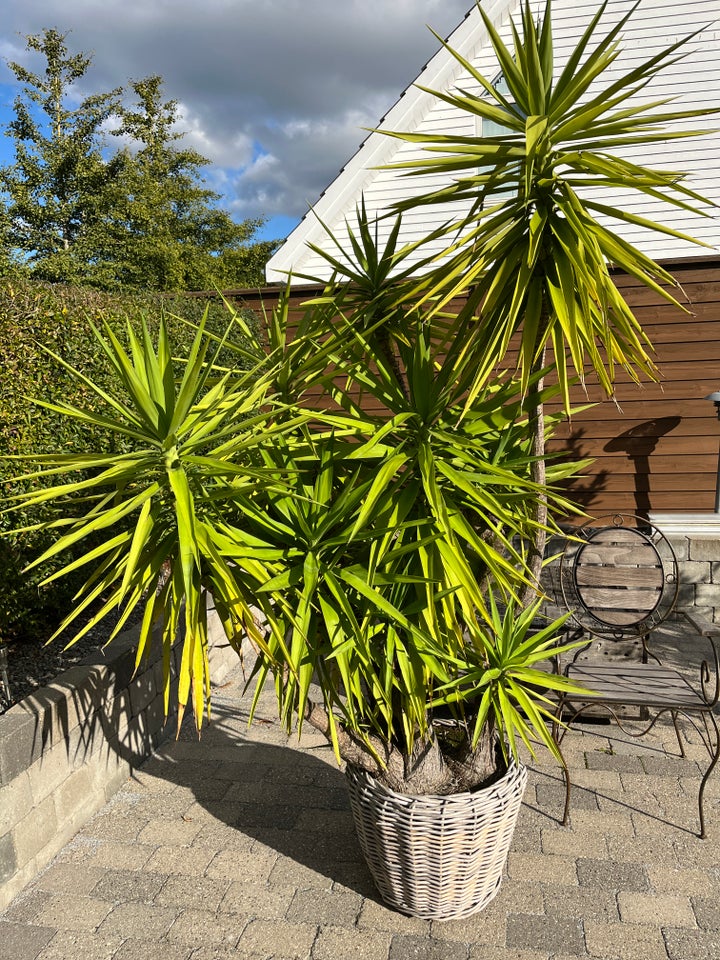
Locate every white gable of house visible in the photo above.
<box><xmin>266</xmin><ymin>0</ymin><xmax>720</xmax><ymax>284</ymax></box>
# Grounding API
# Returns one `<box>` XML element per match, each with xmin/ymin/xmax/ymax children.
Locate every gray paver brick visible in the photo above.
<box><xmin>541</xmin><ymin>827</ymin><xmax>608</xmax><ymax>858</ymax></box>
<box><xmin>206</xmin><ymin>847</ymin><xmax>277</xmax><ymax>883</ymax></box>
<box><xmin>631</xmin><ymin>810</ymin><xmax>700</xmax><ymax>839</ymax></box>
<box><xmin>112</xmin><ymin>940</ymin><xmax>193</xmax><ymax>960</ymax></box>
<box><xmin>468</xmin><ymin>950</ymin><xmax>549</xmax><ymax>960</ymax></box>
<box><xmin>672</xmin><ymin>835</ymin><xmax>720</xmax><ymax>867</ymax></box>
<box><xmin>248</xmin><ymin>827</ymin><xmax>362</xmax><ymax>864</ymax></box>
<box><xmin>606</xmin><ymin>834</ymin><xmax>680</xmax><ymax>865</ymax></box>
<box><xmin>50</xmin><ymin>835</ymin><xmax>102</xmax><ymax>865</ymax></box>
<box><xmin>508</xmin><ymin>820</ymin><xmax>542</xmax><ymax>851</ymax></box>
<box><xmin>312</xmin><ymin>925</ymin><xmax>392</xmax><ymax>960</ymax></box>
<box><xmin>91</xmin><ymin>868</ymin><xmax>167</xmax><ymax>903</ymax></box>
<box><xmin>286</xmin><ymin>887</ymin><xmax>363</xmax><ymax>926</ymax></box>
<box><xmin>664</xmin><ymin>927</ymin><xmax>720</xmax><ymax>960</ymax></box>
<box><xmin>1</xmin><ymin>889</ymin><xmax>50</xmax><ymax>923</ymax></box>
<box><xmin>617</xmin><ymin>891</ymin><xmax>697</xmax><ymax>927</ymax></box>
<box><xmin>190</xmin><ymin>820</ymin><xmax>258</xmax><ymax>850</ymax></box>
<box><xmin>536</xmin><ymin>783</ymin><xmax>599</xmax><ymax>811</ymax></box>
<box><xmin>218</xmin><ymin>880</ymin><xmax>295</xmax><ymax>919</ymax></box>
<box><xmin>80</xmin><ymin>815</ymin><xmax>147</xmax><ymax>844</ymax></box>
<box><xmin>181</xmin><ymin>778</ymin><xmax>233</xmax><ymax>802</ymax></box>
<box><xmin>238</xmin><ymin>918</ymin><xmax>319</xmax><ymax>958</ymax></box>
<box><xmin>293</xmin><ymin>808</ymin><xmax>355</xmax><ymax>835</ymax></box>
<box><xmin>229</xmin><ymin>802</ymin><xmax>304</xmax><ymax>832</ymax></box>
<box><xmin>267</xmin><ymin>857</ymin><xmax>334</xmax><ymax>891</ymax></box>
<box><xmin>427</xmin><ymin>881</ymin><xmax>542</xmax><ymax>945</ymax></box>
<box><xmin>692</xmin><ymin>896</ymin><xmax>720</xmax><ymax>930</ymax></box>
<box><xmin>583</xmin><ymin>921</ymin><xmax>669</xmax><ymax>960</ymax></box>
<box><xmin>35</xmin><ymin>930</ymin><xmax>125</xmax><ymax>960</ymax></box>
<box><xmin>34</xmin><ymin>863</ymin><xmax>106</xmax><ymax>896</ymax></box>
<box><xmin>543</xmin><ymin>886</ymin><xmax>619</xmax><ymax>922</ymax></box>
<box><xmin>584</xmin><ymin>752</ymin><xmax>645</xmax><ymax>774</ymax></box>
<box><xmin>576</xmin><ymin>857</ymin><xmax>648</xmax><ymax>891</ymax></box>
<box><xmin>388</xmin><ymin>934</ymin><xmax>468</xmax><ymax>960</ymax></box>
<box><xmin>486</xmin><ymin>881</ymin><xmax>546</xmax><ymax>918</ymax></box>
<box><xmin>165</xmin><ymin>908</ymin><xmax>245</xmax><ymax>946</ymax></box>
<box><xmin>505</xmin><ymin>914</ymin><xmax>585</xmax><ymax>955</ymax></box>
<box><xmin>647</xmin><ymin>865</ymin><xmax>717</xmax><ymax>897</ymax></box>
<box><xmin>156</xmin><ymin>874</ymin><xmax>230</xmax><ymax>912</ymax></box>
<box><xmin>136</xmin><ymin>817</ymin><xmax>203</xmax><ymax>847</ymax></box>
<box><xmin>571</xmin><ymin>767</ymin><xmax>623</xmax><ymax>791</ymax></box>
<box><xmin>357</xmin><ymin>899</ymin><xmax>430</xmax><ymax>935</ymax></box>
<box><xmin>0</xmin><ymin>920</ymin><xmax>55</xmax><ymax>960</ymax></box>
<box><xmin>620</xmin><ymin>773</ymin><xmax>686</xmax><ymax>803</ymax></box>
<box><xmin>82</xmin><ymin>841</ymin><xmax>155</xmax><ymax>871</ymax></box>
<box><xmin>428</xmin><ymin>908</ymin><xmax>504</xmax><ymax>947</ymax></box>
<box><xmin>143</xmin><ymin>844</ymin><xmax>216</xmax><ymax>875</ymax></box>
<box><xmin>641</xmin><ymin>756</ymin><xmax>702</xmax><ymax>779</ymax></box>
<box><xmin>34</xmin><ymin>894</ymin><xmax>113</xmax><ymax>931</ymax></box>
<box><xmin>96</xmin><ymin>900</ymin><xmax>179</xmax><ymax>939</ymax></box>
<box><xmin>328</xmin><ymin>859</ymin><xmax>377</xmax><ymax>897</ymax></box>
<box><xmin>183</xmin><ymin>947</ymin><xmax>266</xmax><ymax>960</ymax></box>
<box><xmin>507</xmin><ymin>852</ymin><xmax>578</xmax><ymax>886</ymax></box>
<box><xmin>111</xmin><ymin>792</ymin><xmax>196</xmax><ymax>822</ymax></box>
<box><xmin>567</xmin><ymin>809</ymin><xmax>636</xmax><ymax>837</ymax></box>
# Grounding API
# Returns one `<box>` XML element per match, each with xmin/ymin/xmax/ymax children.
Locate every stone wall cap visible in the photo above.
<box><xmin>649</xmin><ymin>513</ymin><xmax>720</xmax><ymax>536</ymax></box>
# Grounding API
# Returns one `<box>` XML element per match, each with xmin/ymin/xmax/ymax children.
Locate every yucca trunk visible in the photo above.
<box><xmin>522</xmin><ymin>313</ymin><xmax>550</xmax><ymax>604</ymax></box>
<box><xmin>305</xmin><ymin>701</ymin><xmax>498</xmax><ymax>795</ymax></box>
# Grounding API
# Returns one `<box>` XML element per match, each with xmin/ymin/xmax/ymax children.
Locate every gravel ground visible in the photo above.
<box><xmin>0</xmin><ymin>611</ymin><xmax>142</xmax><ymax>714</ymax></box>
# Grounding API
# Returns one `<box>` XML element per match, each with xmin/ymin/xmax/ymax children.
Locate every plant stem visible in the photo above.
<box><xmin>521</xmin><ymin>322</ymin><xmax>549</xmax><ymax>606</ymax></box>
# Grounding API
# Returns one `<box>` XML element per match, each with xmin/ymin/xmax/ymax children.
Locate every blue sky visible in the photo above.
<box><xmin>0</xmin><ymin>0</ymin><xmax>472</xmax><ymax>244</ymax></box>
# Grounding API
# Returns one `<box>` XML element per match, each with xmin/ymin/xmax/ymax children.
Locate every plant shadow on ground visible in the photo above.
<box><xmin>142</xmin><ymin>688</ymin><xmax>384</xmax><ymax>902</ymax></box>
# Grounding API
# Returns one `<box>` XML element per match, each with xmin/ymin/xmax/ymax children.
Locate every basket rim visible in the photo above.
<box><xmin>345</xmin><ymin>756</ymin><xmax>526</xmax><ymax>805</ymax></box>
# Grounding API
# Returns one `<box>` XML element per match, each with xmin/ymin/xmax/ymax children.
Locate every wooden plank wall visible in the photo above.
<box><xmin>547</xmin><ymin>258</ymin><xmax>720</xmax><ymax>519</ymax></box>
<box><xmin>221</xmin><ymin>257</ymin><xmax>720</xmax><ymax>520</ymax></box>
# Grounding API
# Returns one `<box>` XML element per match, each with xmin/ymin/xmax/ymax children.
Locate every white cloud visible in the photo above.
<box><xmin>0</xmin><ymin>0</ymin><xmax>473</xmax><ymax>225</ymax></box>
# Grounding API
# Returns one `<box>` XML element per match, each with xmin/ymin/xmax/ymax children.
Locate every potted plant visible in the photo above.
<box><xmin>3</xmin><ymin>0</ymin><xmax>714</xmax><ymax>921</ymax></box>
<box><xmin>4</xmin><ymin>266</ymin><xmax>585</xmax><ymax>920</ymax></box>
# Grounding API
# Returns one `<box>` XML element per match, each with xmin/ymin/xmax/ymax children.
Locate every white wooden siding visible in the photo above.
<box><xmin>266</xmin><ymin>0</ymin><xmax>720</xmax><ymax>283</ymax></box>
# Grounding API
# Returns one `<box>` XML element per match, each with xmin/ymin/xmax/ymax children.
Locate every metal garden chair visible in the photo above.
<box><xmin>552</xmin><ymin>514</ymin><xmax>720</xmax><ymax>838</ymax></box>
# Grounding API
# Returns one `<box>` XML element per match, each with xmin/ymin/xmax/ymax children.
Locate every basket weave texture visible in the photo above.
<box><xmin>345</xmin><ymin>759</ymin><xmax>528</xmax><ymax>921</ymax></box>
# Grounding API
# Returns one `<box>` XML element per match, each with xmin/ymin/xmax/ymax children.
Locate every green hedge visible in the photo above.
<box><xmin>0</xmin><ymin>278</ymin><xmax>253</xmax><ymax>645</ymax></box>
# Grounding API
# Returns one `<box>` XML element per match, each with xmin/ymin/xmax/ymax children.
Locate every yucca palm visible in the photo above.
<box><xmin>383</xmin><ymin>0</ymin><xmax>717</xmax><ymax>584</ymax></box>
<box><xmin>264</xmin><ymin>201</ymin><xmax>590</xmax><ymax>790</ymax></box>
<box><xmin>3</xmin><ymin>313</ymin><xmax>315</xmax><ymax>724</ymax></box>
<box><xmin>6</xmin><ymin>0</ymin><xmax>709</xmax><ymax>799</ymax></box>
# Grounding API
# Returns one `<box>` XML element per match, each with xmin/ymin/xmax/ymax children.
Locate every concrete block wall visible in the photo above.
<box><xmin>663</xmin><ymin>535</ymin><xmax>720</xmax><ymax>623</ymax></box>
<box><xmin>0</xmin><ymin>606</ymin><xmax>241</xmax><ymax>912</ymax></box>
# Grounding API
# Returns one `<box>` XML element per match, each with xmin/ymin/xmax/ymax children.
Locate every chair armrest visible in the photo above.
<box><xmin>682</xmin><ymin>610</ymin><xmax>720</xmax><ymax>640</ymax></box>
<box><xmin>679</xmin><ymin>611</ymin><xmax>720</xmax><ymax>708</ymax></box>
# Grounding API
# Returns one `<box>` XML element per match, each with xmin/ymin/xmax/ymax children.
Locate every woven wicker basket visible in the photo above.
<box><xmin>345</xmin><ymin>759</ymin><xmax>527</xmax><ymax>921</ymax></box>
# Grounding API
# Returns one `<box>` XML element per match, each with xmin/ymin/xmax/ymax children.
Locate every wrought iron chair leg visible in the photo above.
<box><xmin>698</xmin><ymin>710</ymin><xmax>720</xmax><ymax>840</ymax></box>
<box><xmin>671</xmin><ymin>710</ymin><xmax>686</xmax><ymax>758</ymax></box>
<box><xmin>552</xmin><ymin>697</ymin><xmax>572</xmax><ymax>825</ymax></box>
<box><xmin>560</xmin><ymin>749</ymin><xmax>571</xmax><ymax>826</ymax></box>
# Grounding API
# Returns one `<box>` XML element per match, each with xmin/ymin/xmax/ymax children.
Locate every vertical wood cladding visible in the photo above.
<box><xmin>221</xmin><ymin>257</ymin><xmax>720</xmax><ymax>520</ymax></box>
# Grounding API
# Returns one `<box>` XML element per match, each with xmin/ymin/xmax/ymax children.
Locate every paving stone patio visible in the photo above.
<box><xmin>1</xmin><ymin>631</ymin><xmax>719</xmax><ymax>960</ymax></box>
